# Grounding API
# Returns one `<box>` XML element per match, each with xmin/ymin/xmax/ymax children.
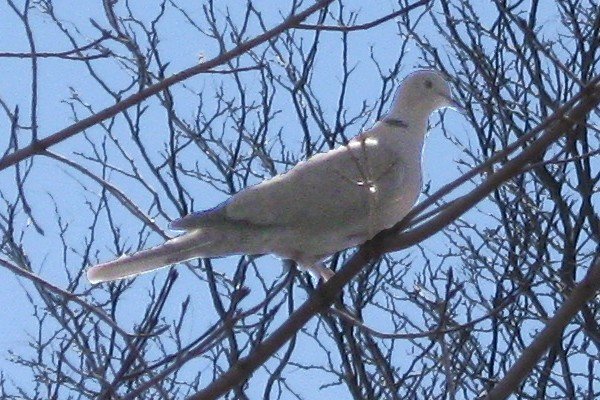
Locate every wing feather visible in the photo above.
<box><xmin>225</xmin><ymin>130</ymin><xmax>404</xmax><ymax>231</ymax></box>
<box><xmin>169</xmin><ymin>126</ymin><xmax>407</xmax><ymax>235</ymax></box>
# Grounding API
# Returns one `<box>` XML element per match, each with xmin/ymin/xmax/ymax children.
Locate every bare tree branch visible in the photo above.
<box><xmin>297</xmin><ymin>0</ymin><xmax>430</xmax><ymax>32</ymax></box>
<box><xmin>187</xmin><ymin>77</ymin><xmax>600</xmax><ymax>399</ymax></box>
<box><xmin>484</xmin><ymin>258</ymin><xmax>600</xmax><ymax>400</ymax></box>
<box><xmin>0</xmin><ymin>0</ymin><xmax>334</xmax><ymax>171</ymax></box>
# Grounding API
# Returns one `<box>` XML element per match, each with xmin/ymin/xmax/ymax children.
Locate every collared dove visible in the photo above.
<box><xmin>87</xmin><ymin>70</ymin><xmax>458</xmax><ymax>284</ymax></box>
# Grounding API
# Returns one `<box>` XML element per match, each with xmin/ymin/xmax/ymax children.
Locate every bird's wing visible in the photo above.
<box><xmin>168</xmin><ymin>147</ymin><xmax>364</xmax><ymax>231</ymax></box>
<box><xmin>169</xmin><ymin>204</ymin><xmax>229</xmax><ymax>231</ymax></box>
<box><xmin>223</xmin><ymin>130</ymin><xmax>405</xmax><ymax>231</ymax></box>
<box><xmin>170</xmin><ymin>128</ymin><xmax>406</xmax><ymax>233</ymax></box>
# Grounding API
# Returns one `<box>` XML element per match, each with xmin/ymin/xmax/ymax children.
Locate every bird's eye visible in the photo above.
<box><xmin>424</xmin><ymin>80</ymin><xmax>433</xmax><ymax>89</ymax></box>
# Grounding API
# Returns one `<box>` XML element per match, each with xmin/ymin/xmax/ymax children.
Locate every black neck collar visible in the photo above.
<box><xmin>381</xmin><ymin>117</ymin><xmax>408</xmax><ymax>128</ymax></box>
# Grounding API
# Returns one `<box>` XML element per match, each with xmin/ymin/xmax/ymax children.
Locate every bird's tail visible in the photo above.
<box><xmin>87</xmin><ymin>229</ymin><xmax>221</xmax><ymax>284</ymax></box>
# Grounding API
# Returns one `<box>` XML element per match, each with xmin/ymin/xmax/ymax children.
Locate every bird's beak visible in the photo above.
<box><xmin>449</xmin><ymin>98</ymin><xmax>464</xmax><ymax>112</ymax></box>
<box><xmin>442</xmin><ymin>93</ymin><xmax>465</xmax><ymax>114</ymax></box>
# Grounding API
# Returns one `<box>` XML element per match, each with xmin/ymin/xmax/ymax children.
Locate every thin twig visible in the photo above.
<box><xmin>0</xmin><ymin>258</ymin><xmax>129</xmax><ymax>336</ymax></box>
<box><xmin>327</xmin><ymin>285</ymin><xmax>521</xmax><ymax>340</ymax></box>
<box><xmin>0</xmin><ymin>33</ymin><xmax>110</xmax><ymax>59</ymax></box>
<box><xmin>0</xmin><ymin>0</ymin><xmax>335</xmax><ymax>171</ymax></box>
<box><xmin>297</xmin><ymin>0</ymin><xmax>430</xmax><ymax>32</ymax></box>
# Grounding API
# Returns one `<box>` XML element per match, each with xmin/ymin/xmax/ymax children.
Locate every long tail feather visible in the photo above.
<box><xmin>87</xmin><ymin>229</ymin><xmax>214</xmax><ymax>284</ymax></box>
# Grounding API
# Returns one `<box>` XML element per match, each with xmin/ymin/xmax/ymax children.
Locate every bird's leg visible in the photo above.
<box><xmin>304</xmin><ymin>262</ymin><xmax>335</xmax><ymax>282</ymax></box>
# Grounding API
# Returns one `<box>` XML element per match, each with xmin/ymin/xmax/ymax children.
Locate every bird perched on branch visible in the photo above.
<box><xmin>87</xmin><ymin>70</ymin><xmax>459</xmax><ymax>284</ymax></box>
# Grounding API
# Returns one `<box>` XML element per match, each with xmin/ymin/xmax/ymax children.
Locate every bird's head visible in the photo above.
<box><xmin>388</xmin><ymin>70</ymin><xmax>461</xmax><ymax>121</ymax></box>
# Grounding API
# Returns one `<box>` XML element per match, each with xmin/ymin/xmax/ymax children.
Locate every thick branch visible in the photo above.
<box><xmin>484</xmin><ymin>259</ymin><xmax>600</xmax><ymax>400</ymax></box>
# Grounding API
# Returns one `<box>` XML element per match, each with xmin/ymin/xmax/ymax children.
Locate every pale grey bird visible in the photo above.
<box><xmin>87</xmin><ymin>70</ymin><xmax>459</xmax><ymax>284</ymax></box>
